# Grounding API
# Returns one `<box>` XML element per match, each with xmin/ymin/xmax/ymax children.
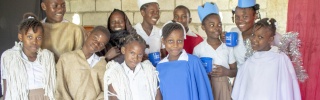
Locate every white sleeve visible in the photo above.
<box><xmin>1</xmin><ymin>53</ymin><xmax>6</xmax><ymax>79</ymax></box>
<box><xmin>228</xmin><ymin>47</ymin><xmax>236</xmax><ymax>64</ymax></box>
<box><xmin>193</xmin><ymin>45</ymin><xmax>201</xmax><ymax>57</ymax></box>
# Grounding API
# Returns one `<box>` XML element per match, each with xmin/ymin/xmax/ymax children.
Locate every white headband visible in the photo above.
<box><xmin>160</xmin><ymin>20</ymin><xmax>187</xmax><ymax>39</ymax></box>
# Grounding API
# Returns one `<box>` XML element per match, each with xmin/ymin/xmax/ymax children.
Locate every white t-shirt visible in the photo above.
<box><xmin>2</xmin><ymin>51</ymin><xmax>44</xmax><ymax>90</ymax></box>
<box><xmin>122</xmin><ymin>62</ymin><xmax>151</xmax><ymax>100</ymax></box>
<box><xmin>193</xmin><ymin>39</ymin><xmax>236</xmax><ymax>69</ymax></box>
<box><xmin>134</xmin><ymin>23</ymin><xmax>162</xmax><ymax>54</ymax></box>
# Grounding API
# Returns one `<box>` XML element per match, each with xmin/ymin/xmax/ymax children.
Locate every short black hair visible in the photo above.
<box><xmin>91</xmin><ymin>26</ymin><xmax>111</xmax><ymax>40</ymax></box>
<box><xmin>162</xmin><ymin>21</ymin><xmax>184</xmax><ymax>39</ymax></box>
<box><xmin>253</xmin><ymin>18</ymin><xmax>277</xmax><ymax>36</ymax></box>
<box><xmin>174</xmin><ymin>5</ymin><xmax>191</xmax><ymax>17</ymax></box>
<box><xmin>201</xmin><ymin>13</ymin><xmax>220</xmax><ymax>25</ymax></box>
<box><xmin>140</xmin><ymin>2</ymin><xmax>159</xmax><ymax>11</ymax></box>
<box><xmin>19</xmin><ymin>12</ymin><xmax>43</xmax><ymax>35</ymax></box>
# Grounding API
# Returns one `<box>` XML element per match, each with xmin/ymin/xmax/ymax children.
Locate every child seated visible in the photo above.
<box><xmin>55</xmin><ymin>26</ymin><xmax>110</xmax><ymax>100</ymax></box>
<box><xmin>194</xmin><ymin>2</ymin><xmax>237</xmax><ymax>100</ymax></box>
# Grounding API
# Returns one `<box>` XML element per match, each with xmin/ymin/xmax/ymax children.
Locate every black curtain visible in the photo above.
<box><xmin>0</xmin><ymin>0</ymin><xmax>44</xmax><ymax>96</ymax></box>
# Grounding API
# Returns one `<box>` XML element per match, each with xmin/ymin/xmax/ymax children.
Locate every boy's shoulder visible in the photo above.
<box><xmin>59</xmin><ymin>49</ymin><xmax>82</xmax><ymax>59</ymax></box>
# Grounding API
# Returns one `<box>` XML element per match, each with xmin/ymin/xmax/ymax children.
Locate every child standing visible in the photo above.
<box><xmin>232</xmin><ymin>18</ymin><xmax>301</xmax><ymax>100</ymax></box>
<box><xmin>55</xmin><ymin>26</ymin><xmax>110</xmax><ymax>100</ymax></box>
<box><xmin>1</xmin><ymin>13</ymin><xmax>55</xmax><ymax>100</ymax></box>
<box><xmin>134</xmin><ymin>0</ymin><xmax>166</xmax><ymax>58</ymax></box>
<box><xmin>194</xmin><ymin>2</ymin><xmax>237</xmax><ymax>100</ymax></box>
<box><xmin>173</xmin><ymin>5</ymin><xmax>203</xmax><ymax>54</ymax></box>
<box><xmin>41</xmin><ymin>0</ymin><xmax>85</xmax><ymax>61</ymax></box>
<box><xmin>104</xmin><ymin>33</ymin><xmax>161</xmax><ymax>100</ymax></box>
<box><xmin>156</xmin><ymin>21</ymin><xmax>213</xmax><ymax>100</ymax></box>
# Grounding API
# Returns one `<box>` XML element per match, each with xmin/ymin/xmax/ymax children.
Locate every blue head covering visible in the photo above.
<box><xmin>197</xmin><ymin>2</ymin><xmax>219</xmax><ymax>22</ymax></box>
<box><xmin>238</xmin><ymin>0</ymin><xmax>256</xmax><ymax>8</ymax></box>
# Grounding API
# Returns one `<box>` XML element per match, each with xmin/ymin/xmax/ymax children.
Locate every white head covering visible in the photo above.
<box><xmin>137</xmin><ymin>0</ymin><xmax>158</xmax><ymax>9</ymax></box>
<box><xmin>160</xmin><ymin>20</ymin><xmax>187</xmax><ymax>39</ymax></box>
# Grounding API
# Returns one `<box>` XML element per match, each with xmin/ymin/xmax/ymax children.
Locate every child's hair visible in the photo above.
<box><xmin>162</xmin><ymin>21</ymin><xmax>184</xmax><ymax>39</ymax></box>
<box><xmin>110</xmin><ymin>30</ymin><xmax>130</xmax><ymax>48</ymax></box>
<box><xmin>18</xmin><ymin>12</ymin><xmax>43</xmax><ymax>35</ymax></box>
<box><xmin>253</xmin><ymin>18</ymin><xmax>277</xmax><ymax>36</ymax></box>
<box><xmin>140</xmin><ymin>2</ymin><xmax>159</xmax><ymax>11</ymax></box>
<box><xmin>201</xmin><ymin>13</ymin><xmax>220</xmax><ymax>24</ymax></box>
<box><xmin>174</xmin><ymin>5</ymin><xmax>191</xmax><ymax>17</ymax></box>
<box><xmin>232</xmin><ymin>4</ymin><xmax>261</xmax><ymax>23</ymax></box>
<box><xmin>123</xmin><ymin>33</ymin><xmax>146</xmax><ymax>47</ymax></box>
<box><xmin>91</xmin><ymin>26</ymin><xmax>111</xmax><ymax>40</ymax></box>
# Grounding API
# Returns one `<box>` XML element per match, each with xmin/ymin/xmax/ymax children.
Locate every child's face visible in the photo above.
<box><xmin>234</xmin><ymin>7</ymin><xmax>256</xmax><ymax>32</ymax></box>
<box><xmin>41</xmin><ymin>0</ymin><xmax>66</xmax><ymax>23</ymax></box>
<box><xmin>173</xmin><ymin>8</ymin><xmax>191</xmax><ymax>30</ymax></box>
<box><xmin>109</xmin><ymin>11</ymin><xmax>125</xmax><ymax>32</ymax></box>
<box><xmin>141</xmin><ymin>3</ymin><xmax>160</xmax><ymax>25</ymax></box>
<box><xmin>121</xmin><ymin>41</ymin><xmax>145</xmax><ymax>68</ymax></box>
<box><xmin>18</xmin><ymin>27</ymin><xmax>43</xmax><ymax>54</ymax></box>
<box><xmin>201</xmin><ymin>15</ymin><xmax>222</xmax><ymax>39</ymax></box>
<box><xmin>83</xmin><ymin>31</ymin><xmax>109</xmax><ymax>53</ymax></box>
<box><xmin>250</xmin><ymin>27</ymin><xmax>274</xmax><ymax>51</ymax></box>
<box><xmin>162</xmin><ymin>29</ymin><xmax>184</xmax><ymax>58</ymax></box>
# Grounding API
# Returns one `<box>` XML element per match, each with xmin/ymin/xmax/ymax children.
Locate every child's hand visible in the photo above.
<box><xmin>210</xmin><ymin>64</ymin><xmax>229</xmax><ymax>77</ymax></box>
<box><xmin>105</xmin><ymin>47</ymin><xmax>121</xmax><ymax>60</ymax></box>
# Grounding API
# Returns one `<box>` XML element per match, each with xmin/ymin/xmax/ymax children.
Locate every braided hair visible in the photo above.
<box><xmin>162</xmin><ymin>21</ymin><xmax>184</xmax><ymax>39</ymax></box>
<box><xmin>18</xmin><ymin>12</ymin><xmax>43</xmax><ymax>35</ymax></box>
<box><xmin>123</xmin><ymin>33</ymin><xmax>146</xmax><ymax>48</ymax></box>
<box><xmin>253</xmin><ymin>18</ymin><xmax>277</xmax><ymax>36</ymax></box>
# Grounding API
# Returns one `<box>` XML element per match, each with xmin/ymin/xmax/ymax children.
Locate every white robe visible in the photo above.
<box><xmin>231</xmin><ymin>27</ymin><xmax>283</xmax><ymax>68</ymax></box>
<box><xmin>232</xmin><ymin>46</ymin><xmax>301</xmax><ymax>100</ymax></box>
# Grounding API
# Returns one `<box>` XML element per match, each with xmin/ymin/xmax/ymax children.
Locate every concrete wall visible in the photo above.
<box><xmin>64</xmin><ymin>0</ymin><xmax>288</xmax><ymax>37</ymax></box>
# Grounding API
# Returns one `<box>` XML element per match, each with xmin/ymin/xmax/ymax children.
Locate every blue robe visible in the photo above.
<box><xmin>156</xmin><ymin>54</ymin><xmax>214</xmax><ymax>100</ymax></box>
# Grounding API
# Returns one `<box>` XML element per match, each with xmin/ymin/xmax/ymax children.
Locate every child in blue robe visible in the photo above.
<box><xmin>156</xmin><ymin>21</ymin><xmax>213</xmax><ymax>100</ymax></box>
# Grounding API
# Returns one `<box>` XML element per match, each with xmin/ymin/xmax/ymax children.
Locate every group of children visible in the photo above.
<box><xmin>0</xmin><ymin>0</ymin><xmax>301</xmax><ymax>100</ymax></box>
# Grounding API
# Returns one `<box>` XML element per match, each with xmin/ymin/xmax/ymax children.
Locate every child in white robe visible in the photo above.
<box><xmin>232</xmin><ymin>18</ymin><xmax>301</xmax><ymax>100</ymax></box>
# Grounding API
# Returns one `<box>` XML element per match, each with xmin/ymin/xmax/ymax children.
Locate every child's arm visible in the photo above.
<box><xmin>108</xmin><ymin>84</ymin><xmax>118</xmax><ymax>100</ymax></box>
<box><xmin>55</xmin><ymin>57</ymin><xmax>72</xmax><ymax>100</ymax></box>
<box><xmin>104</xmin><ymin>47</ymin><xmax>121</xmax><ymax>61</ymax></box>
<box><xmin>155</xmin><ymin>88</ymin><xmax>162</xmax><ymax>100</ymax></box>
<box><xmin>211</xmin><ymin>63</ymin><xmax>237</xmax><ymax>77</ymax></box>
